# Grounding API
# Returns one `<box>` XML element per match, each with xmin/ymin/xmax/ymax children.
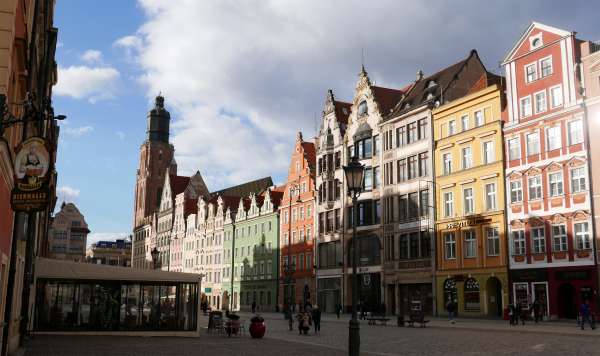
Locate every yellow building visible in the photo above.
<box><xmin>433</xmin><ymin>84</ymin><xmax>508</xmax><ymax>318</ymax></box>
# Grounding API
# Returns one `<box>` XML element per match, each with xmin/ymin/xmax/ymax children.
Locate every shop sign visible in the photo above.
<box><xmin>10</xmin><ymin>137</ymin><xmax>51</xmax><ymax>212</ymax></box>
<box><xmin>446</xmin><ymin>217</ymin><xmax>492</xmax><ymax>230</ymax></box>
<box><xmin>556</xmin><ymin>270</ymin><xmax>590</xmax><ymax>281</ymax></box>
<box><xmin>510</xmin><ymin>269</ymin><xmax>547</xmax><ymax>282</ymax></box>
<box><xmin>204</xmin><ymin>287</ymin><xmax>212</xmax><ymax>293</ymax></box>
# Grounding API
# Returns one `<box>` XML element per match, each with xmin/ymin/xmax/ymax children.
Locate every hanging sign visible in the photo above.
<box><xmin>10</xmin><ymin>137</ymin><xmax>51</xmax><ymax>212</ymax></box>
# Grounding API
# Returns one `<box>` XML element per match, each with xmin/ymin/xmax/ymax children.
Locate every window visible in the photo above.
<box><xmin>548</xmin><ymin>172</ymin><xmax>563</xmax><ymax>196</ymax></box>
<box><xmin>568</xmin><ymin>119</ymin><xmax>583</xmax><ymax>145</ymax></box>
<box><xmin>534</xmin><ymin>91</ymin><xmax>547</xmax><ymax>114</ymax></box>
<box><xmin>418</xmin><ymin>152</ymin><xmax>428</xmax><ymax>177</ymax></box>
<box><xmin>464</xmin><ymin>230</ymin><xmax>476</xmax><ymax>258</ymax></box>
<box><xmin>444</xmin><ymin>192</ymin><xmax>453</xmax><ymax>217</ymax></box>
<box><xmin>407</xmin><ymin>122</ymin><xmax>418</xmax><ymax>143</ymax></box>
<box><xmin>444</xmin><ymin>233</ymin><xmax>456</xmax><ymax>259</ymax></box>
<box><xmin>418</xmin><ymin>118</ymin><xmax>428</xmax><ymax>140</ymax></box>
<box><xmin>525</xmin><ymin>63</ymin><xmax>537</xmax><ymax>83</ymax></box>
<box><xmin>575</xmin><ymin>222</ymin><xmax>591</xmax><ymax>250</ymax></box>
<box><xmin>512</xmin><ymin>230</ymin><xmax>525</xmax><ymax>255</ymax></box>
<box><xmin>397</xmin><ymin>159</ymin><xmax>406</xmax><ymax>182</ymax></box>
<box><xmin>442</xmin><ymin>153</ymin><xmax>452</xmax><ymax>175</ymax></box>
<box><xmin>461</xmin><ymin>115</ymin><xmax>469</xmax><ymax>131</ymax></box>
<box><xmin>396</xmin><ymin>126</ymin><xmax>405</xmax><ymax>147</ymax></box>
<box><xmin>373</xmin><ymin>166</ymin><xmax>381</xmax><ymax>189</ymax></box>
<box><xmin>358</xmin><ymin>100</ymin><xmax>368</xmax><ymax>116</ymax></box>
<box><xmin>550</xmin><ymin>86</ymin><xmax>563</xmax><ymax>108</ymax></box>
<box><xmin>485</xmin><ymin>183</ymin><xmax>496</xmax><ymax>211</ymax></box>
<box><xmin>463</xmin><ymin>188</ymin><xmax>474</xmax><ymax>215</ymax></box>
<box><xmin>462</xmin><ymin>147</ymin><xmax>472</xmax><ymax>169</ymax></box>
<box><xmin>532</xmin><ymin>227</ymin><xmax>546</xmax><ymax>254</ymax></box>
<box><xmin>419</xmin><ymin>189</ymin><xmax>429</xmax><ymax>217</ymax></box>
<box><xmin>364</xmin><ymin>167</ymin><xmax>373</xmax><ymax>191</ymax></box>
<box><xmin>373</xmin><ymin>135</ymin><xmax>380</xmax><ymax>156</ymax></box>
<box><xmin>486</xmin><ymin>227</ymin><xmax>500</xmax><ymax>256</ymax></box>
<box><xmin>510</xmin><ymin>180</ymin><xmax>523</xmax><ymax>203</ymax></box>
<box><xmin>508</xmin><ymin>138</ymin><xmax>520</xmax><ymax>161</ymax></box>
<box><xmin>520</xmin><ymin>96</ymin><xmax>532</xmax><ymax>118</ymax></box>
<box><xmin>464</xmin><ymin>278</ymin><xmax>480</xmax><ymax>311</ymax></box>
<box><xmin>448</xmin><ymin>120</ymin><xmax>456</xmax><ymax>136</ymax></box>
<box><xmin>571</xmin><ymin>167</ymin><xmax>587</xmax><ymax>193</ymax></box>
<box><xmin>527</xmin><ymin>132</ymin><xmax>540</xmax><ymax>156</ymax></box>
<box><xmin>407</xmin><ymin>155</ymin><xmax>418</xmax><ymax>180</ymax></box>
<box><xmin>483</xmin><ymin>141</ymin><xmax>495</xmax><ymax>164</ymax></box>
<box><xmin>552</xmin><ymin>225</ymin><xmax>567</xmax><ymax>252</ymax></box>
<box><xmin>474</xmin><ymin>110</ymin><xmax>484</xmax><ymax>127</ymax></box>
<box><xmin>528</xmin><ymin>176</ymin><xmax>542</xmax><ymax>200</ymax></box>
<box><xmin>546</xmin><ymin>126</ymin><xmax>561</xmax><ymax>151</ymax></box>
<box><xmin>540</xmin><ymin>57</ymin><xmax>553</xmax><ymax>77</ymax></box>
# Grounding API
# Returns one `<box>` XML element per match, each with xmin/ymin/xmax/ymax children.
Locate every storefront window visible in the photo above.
<box><xmin>443</xmin><ymin>279</ymin><xmax>457</xmax><ymax>305</ymax></box>
<box><xmin>514</xmin><ymin>283</ymin><xmax>529</xmax><ymax>307</ymax></box>
<box><xmin>464</xmin><ymin>278</ymin><xmax>480</xmax><ymax>311</ymax></box>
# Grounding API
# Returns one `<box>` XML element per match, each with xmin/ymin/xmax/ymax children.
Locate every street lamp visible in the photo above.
<box><xmin>151</xmin><ymin>247</ymin><xmax>159</xmax><ymax>270</ymax></box>
<box><xmin>343</xmin><ymin>156</ymin><xmax>365</xmax><ymax>356</ymax></box>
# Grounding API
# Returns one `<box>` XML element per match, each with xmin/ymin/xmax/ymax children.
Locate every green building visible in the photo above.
<box><xmin>222</xmin><ymin>188</ymin><xmax>282</xmax><ymax>311</ymax></box>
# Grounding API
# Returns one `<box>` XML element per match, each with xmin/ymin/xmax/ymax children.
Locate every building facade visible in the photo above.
<box><xmin>343</xmin><ymin>66</ymin><xmax>405</xmax><ymax>312</ymax></box>
<box><xmin>580</xmin><ymin>40</ymin><xmax>600</xmax><ymax>291</ymax></box>
<box><xmin>86</xmin><ymin>238</ymin><xmax>132</xmax><ymax>266</ymax></box>
<box><xmin>48</xmin><ymin>202</ymin><xmax>89</xmax><ymax>262</ymax></box>
<box><xmin>434</xmin><ymin>83</ymin><xmax>508</xmax><ymax>318</ymax></box>
<box><xmin>503</xmin><ymin>22</ymin><xmax>597</xmax><ymax>319</ymax></box>
<box><xmin>315</xmin><ymin>90</ymin><xmax>350</xmax><ymax>313</ymax></box>
<box><xmin>279</xmin><ymin>132</ymin><xmax>316</xmax><ymax>310</ymax></box>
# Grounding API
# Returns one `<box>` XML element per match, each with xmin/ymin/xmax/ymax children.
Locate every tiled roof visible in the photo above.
<box><xmin>269</xmin><ymin>189</ymin><xmax>284</xmax><ymax>207</ymax></box>
<box><xmin>385</xmin><ymin>50</ymin><xmax>486</xmax><ymax>120</ymax></box>
<box><xmin>210</xmin><ymin>176</ymin><xmax>273</xmax><ymax>198</ymax></box>
<box><xmin>301</xmin><ymin>141</ymin><xmax>316</xmax><ymax>166</ymax></box>
<box><xmin>184</xmin><ymin>197</ymin><xmax>198</xmax><ymax>217</ymax></box>
<box><xmin>371</xmin><ymin>85</ymin><xmax>407</xmax><ymax>115</ymax></box>
<box><xmin>170</xmin><ymin>175</ymin><xmax>191</xmax><ymax>195</ymax></box>
<box><xmin>334</xmin><ymin>100</ymin><xmax>352</xmax><ymax>125</ymax></box>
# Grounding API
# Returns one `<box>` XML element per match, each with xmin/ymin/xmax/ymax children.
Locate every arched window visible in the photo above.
<box><xmin>464</xmin><ymin>278</ymin><xmax>480</xmax><ymax>311</ymax></box>
<box><xmin>443</xmin><ymin>279</ymin><xmax>457</xmax><ymax>304</ymax></box>
<box><xmin>358</xmin><ymin>100</ymin><xmax>368</xmax><ymax>117</ymax></box>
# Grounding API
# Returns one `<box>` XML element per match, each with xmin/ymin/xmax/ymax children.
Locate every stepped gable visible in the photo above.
<box><xmin>210</xmin><ymin>176</ymin><xmax>273</xmax><ymax>198</ymax></box>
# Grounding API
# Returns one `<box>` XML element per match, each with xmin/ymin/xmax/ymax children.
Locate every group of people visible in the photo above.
<box><xmin>292</xmin><ymin>304</ymin><xmax>321</xmax><ymax>335</ymax></box>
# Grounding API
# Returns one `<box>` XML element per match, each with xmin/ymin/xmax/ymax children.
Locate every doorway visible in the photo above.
<box><xmin>486</xmin><ymin>277</ymin><xmax>502</xmax><ymax>317</ymax></box>
<box><xmin>558</xmin><ymin>283</ymin><xmax>576</xmax><ymax>319</ymax></box>
<box><xmin>387</xmin><ymin>284</ymin><xmax>396</xmax><ymax>315</ymax></box>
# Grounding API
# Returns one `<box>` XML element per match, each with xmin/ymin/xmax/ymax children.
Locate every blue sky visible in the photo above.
<box><xmin>52</xmin><ymin>0</ymin><xmax>600</xmax><ymax>245</ymax></box>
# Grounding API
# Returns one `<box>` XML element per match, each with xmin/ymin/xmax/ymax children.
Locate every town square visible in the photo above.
<box><xmin>1</xmin><ymin>0</ymin><xmax>600</xmax><ymax>355</ymax></box>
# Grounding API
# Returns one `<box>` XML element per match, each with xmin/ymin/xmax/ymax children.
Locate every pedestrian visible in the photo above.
<box><xmin>251</xmin><ymin>300</ymin><xmax>256</xmax><ymax>314</ymax></box>
<box><xmin>446</xmin><ymin>298</ymin><xmax>456</xmax><ymax>324</ymax></box>
<box><xmin>508</xmin><ymin>303</ymin><xmax>516</xmax><ymax>326</ymax></box>
<box><xmin>335</xmin><ymin>303</ymin><xmax>342</xmax><ymax>319</ymax></box>
<box><xmin>516</xmin><ymin>303</ymin><xmax>526</xmax><ymax>325</ymax></box>
<box><xmin>312</xmin><ymin>305</ymin><xmax>321</xmax><ymax>334</ymax></box>
<box><xmin>580</xmin><ymin>300</ymin><xmax>595</xmax><ymax>330</ymax></box>
<box><xmin>531</xmin><ymin>299</ymin><xmax>540</xmax><ymax>324</ymax></box>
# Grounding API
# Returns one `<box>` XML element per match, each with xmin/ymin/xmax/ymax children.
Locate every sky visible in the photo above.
<box><xmin>52</xmin><ymin>0</ymin><xmax>600</xmax><ymax>246</ymax></box>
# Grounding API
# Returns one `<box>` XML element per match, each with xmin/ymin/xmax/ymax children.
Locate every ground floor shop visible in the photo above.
<box><xmin>316</xmin><ymin>275</ymin><xmax>342</xmax><ymax>313</ymax></box>
<box><xmin>509</xmin><ymin>266</ymin><xmax>597</xmax><ymax>319</ymax></box>
<box><xmin>435</xmin><ymin>270</ymin><xmax>508</xmax><ymax>318</ymax></box>
<box><xmin>384</xmin><ymin>265</ymin><xmax>434</xmax><ymax>316</ymax></box>
<box><xmin>200</xmin><ymin>286</ymin><xmax>222</xmax><ymax>310</ymax></box>
<box><xmin>345</xmin><ymin>270</ymin><xmax>382</xmax><ymax>313</ymax></box>
<box><xmin>239</xmin><ymin>279</ymin><xmax>277</xmax><ymax>312</ymax></box>
<box><xmin>279</xmin><ymin>276</ymin><xmax>316</xmax><ymax>311</ymax></box>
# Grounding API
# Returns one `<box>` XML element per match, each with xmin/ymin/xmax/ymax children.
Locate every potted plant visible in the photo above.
<box><xmin>249</xmin><ymin>315</ymin><xmax>266</xmax><ymax>339</ymax></box>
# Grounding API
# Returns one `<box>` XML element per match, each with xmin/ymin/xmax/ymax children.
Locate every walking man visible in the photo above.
<box><xmin>446</xmin><ymin>298</ymin><xmax>456</xmax><ymax>324</ymax></box>
<box><xmin>312</xmin><ymin>305</ymin><xmax>321</xmax><ymax>334</ymax></box>
<box><xmin>580</xmin><ymin>300</ymin><xmax>595</xmax><ymax>330</ymax></box>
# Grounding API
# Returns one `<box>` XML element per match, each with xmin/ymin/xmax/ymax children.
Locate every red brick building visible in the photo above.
<box><xmin>503</xmin><ymin>22</ymin><xmax>597</xmax><ymax>319</ymax></box>
<box><xmin>279</xmin><ymin>132</ymin><xmax>316</xmax><ymax>310</ymax></box>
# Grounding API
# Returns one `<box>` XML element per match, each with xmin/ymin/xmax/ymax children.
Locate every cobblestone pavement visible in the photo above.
<box><xmin>23</xmin><ymin>313</ymin><xmax>600</xmax><ymax>355</ymax></box>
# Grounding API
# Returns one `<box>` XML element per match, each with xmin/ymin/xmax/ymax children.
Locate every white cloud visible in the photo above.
<box><xmin>56</xmin><ymin>185</ymin><xmax>80</xmax><ymax>203</ymax></box>
<box><xmin>86</xmin><ymin>232</ymin><xmax>130</xmax><ymax>247</ymax></box>
<box><xmin>121</xmin><ymin>0</ymin><xmax>559</xmax><ymax>189</ymax></box>
<box><xmin>54</xmin><ymin>65</ymin><xmax>119</xmax><ymax>103</ymax></box>
<box><xmin>62</xmin><ymin>125</ymin><xmax>94</xmax><ymax>137</ymax></box>
<box><xmin>81</xmin><ymin>49</ymin><xmax>103</xmax><ymax>63</ymax></box>
<box><xmin>116</xmin><ymin>131</ymin><xmax>126</xmax><ymax>140</ymax></box>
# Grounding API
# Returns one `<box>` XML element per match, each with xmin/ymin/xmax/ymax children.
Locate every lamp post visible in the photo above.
<box><xmin>285</xmin><ymin>184</ymin><xmax>301</xmax><ymax>323</ymax></box>
<box><xmin>151</xmin><ymin>247</ymin><xmax>159</xmax><ymax>270</ymax></box>
<box><xmin>343</xmin><ymin>156</ymin><xmax>365</xmax><ymax>356</ymax></box>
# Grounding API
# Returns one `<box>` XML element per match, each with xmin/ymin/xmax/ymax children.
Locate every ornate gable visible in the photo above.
<box><xmin>551</xmin><ymin>213</ymin><xmax>567</xmax><ymax>224</ymax></box>
<box><xmin>567</xmin><ymin>156</ymin><xmax>586</xmax><ymax>168</ymax></box>
<box><xmin>545</xmin><ymin>162</ymin><xmax>563</xmax><ymax>172</ymax></box>
<box><xmin>508</xmin><ymin>171</ymin><xmax>523</xmax><ymax>181</ymax></box>
<box><xmin>525</xmin><ymin>166</ymin><xmax>542</xmax><ymax>176</ymax></box>
<box><xmin>573</xmin><ymin>210</ymin><xmax>591</xmax><ymax>221</ymax></box>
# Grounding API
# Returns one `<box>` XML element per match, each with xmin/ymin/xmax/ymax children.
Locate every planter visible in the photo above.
<box><xmin>249</xmin><ymin>321</ymin><xmax>266</xmax><ymax>338</ymax></box>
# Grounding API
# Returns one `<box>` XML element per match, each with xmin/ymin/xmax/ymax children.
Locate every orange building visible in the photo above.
<box><xmin>279</xmin><ymin>132</ymin><xmax>317</xmax><ymax>309</ymax></box>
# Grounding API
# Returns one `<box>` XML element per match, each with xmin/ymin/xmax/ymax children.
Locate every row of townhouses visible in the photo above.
<box><xmin>131</xmin><ymin>22</ymin><xmax>600</xmax><ymax>319</ymax></box>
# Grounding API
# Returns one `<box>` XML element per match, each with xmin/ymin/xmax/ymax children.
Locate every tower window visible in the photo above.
<box><xmin>358</xmin><ymin>101</ymin><xmax>368</xmax><ymax>117</ymax></box>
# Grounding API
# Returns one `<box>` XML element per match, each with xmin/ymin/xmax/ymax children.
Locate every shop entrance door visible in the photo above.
<box><xmin>558</xmin><ymin>283</ymin><xmax>576</xmax><ymax>319</ymax></box>
<box><xmin>486</xmin><ymin>277</ymin><xmax>502</xmax><ymax>317</ymax></box>
<box><xmin>532</xmin><ymin>282</ymin><xmax>549</xmax><ymax>318</ymax></box>
<box><xmin>387</xmin><ymin>284</ymin><xmax>396</xmax><ymax>315</ymax></box>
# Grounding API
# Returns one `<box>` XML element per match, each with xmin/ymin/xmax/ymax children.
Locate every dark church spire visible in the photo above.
<box><xmin>146</xmin><ymin>94</ymin><xmax>170</xmax><ymax>143</ymax></box>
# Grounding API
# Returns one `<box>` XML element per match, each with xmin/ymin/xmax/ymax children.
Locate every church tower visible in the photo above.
<box><xmin>133</xmin><ymin>95</ymin><xmax>175</xmax><ymax>228</ymax></box>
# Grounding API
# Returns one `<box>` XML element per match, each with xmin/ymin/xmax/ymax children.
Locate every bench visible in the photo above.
<box><xmin>397</xmin><ymin>315</ymin><xmax>429</xmax><ymax>328</ymax></box>
<box><xmin>366</xmin><ymin>317</ymin><xmax>390</xmax><ymax>326</ymax></box>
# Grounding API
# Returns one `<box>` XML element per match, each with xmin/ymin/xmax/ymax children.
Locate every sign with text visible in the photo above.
<box><xmin>11</xmin><ymin>137</ymin><xmax>51</xmax><ymax>212</ymax></box>
<box><xmin>446</xmin><ymin>217</ymin><xmax>492</xmax><ymax>230</ymax></box>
